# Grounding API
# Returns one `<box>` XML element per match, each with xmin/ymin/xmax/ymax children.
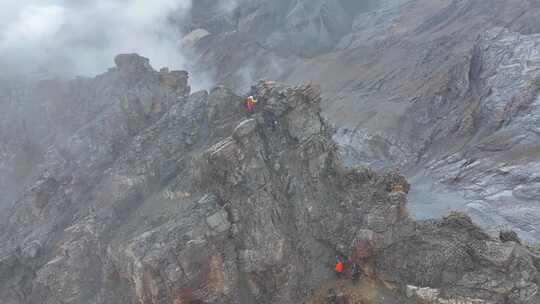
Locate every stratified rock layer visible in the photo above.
<box><xmin>182</xmin><ymin>0</ymin><xmax>540</xmax><ymax>241</ymax></box>
<box><xmin>0</xmin><ymin>55</ymin><xmax>539</xmax><ymax>304</ymax></box>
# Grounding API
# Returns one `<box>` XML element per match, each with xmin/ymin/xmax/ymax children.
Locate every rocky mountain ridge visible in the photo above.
<box><xmin>182</xmin><ymin>0</ymin><xmax>540</xmax><ymax>242</ymax></box>
<box><xmin>1</xmin><ymin>54</ymin><xmax>539</xmax><ymax>304</ymax></box>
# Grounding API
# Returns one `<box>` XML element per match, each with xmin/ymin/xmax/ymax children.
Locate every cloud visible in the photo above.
<box><xmin>0</xmin><ymin>4</ymin><xmax>65</xmax><ymax>48</ymax></box>
<box><xmin>217</xmin><ymin>0</ymin><xmax>243</xmax><ymax>14</ymax></box>
<box><xmin>0</xmin><ymin>0</ymin><xmax>193</xmax><ymax>78</ymax></box>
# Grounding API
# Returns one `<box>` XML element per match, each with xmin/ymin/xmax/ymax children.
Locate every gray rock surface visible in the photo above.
<box><xmin>1</xmin><ymin>56</ymin><xmax>539</xmax><ymax>303</ymax></box>
<box><xmin>182</xmin><ymin>0</ymin><xmax>540</xmax><ymax>242</ymax></box>
<box><xmin>421</xmin><ymin>27</ymin><xmax>540</xmax><ymax>241</ymax></box>
<box><xmin>188</xmin><ymin>0</ymin><xmax>389</xmax><ymax>56</ymax></box>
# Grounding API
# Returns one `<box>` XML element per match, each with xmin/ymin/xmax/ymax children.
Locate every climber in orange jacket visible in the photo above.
<box><xmin>246</xmin><ymin>96</ymin><xmax>257</xmax><ymax>116</ymax></box>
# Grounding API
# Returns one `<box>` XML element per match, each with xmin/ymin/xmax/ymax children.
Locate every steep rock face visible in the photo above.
<box><xmin>182</xmin><ymin>0</ymin><xmax>540</xmax><ymax>241</ymax></box>
<box><xmin>0</xmin><ymin>54</ymin><xmax>197</xmax><ymax>303</ymax></box>
<box><xmin>1</xmin><ymin>56</ymin><xmax>539</xmax><ymax>304</ymax></box>
<box><xmin>0</xmin><ymin>54</ymin><xmax>190</xmax><ymax>213</ymax></box>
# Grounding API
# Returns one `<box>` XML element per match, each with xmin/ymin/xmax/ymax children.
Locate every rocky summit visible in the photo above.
<box><xmin>181</xmin><ymin>0</ymin><xmax>540</xmax><ymax>243</ymax></box>
<box><xmin>0</xmin><ymin>54</ymin><xmax>539</xmax><ymax>304</ymax></box>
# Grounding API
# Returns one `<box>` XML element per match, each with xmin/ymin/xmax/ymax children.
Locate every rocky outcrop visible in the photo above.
<box><xmin>1</xmin><ymin>56</ymin><xmax>539</xmax><ymax>303</ymax></box>
<box><xmin>179</xmin><ymin>0</ymin><xmax>540</xmax><ymax>242</ymax></box>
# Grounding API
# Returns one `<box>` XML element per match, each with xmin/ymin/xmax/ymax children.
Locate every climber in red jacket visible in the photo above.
<box><xmin>335</xmin><ymin>256</ymin><xmax>344</xmax><ymax>278</ymax></box>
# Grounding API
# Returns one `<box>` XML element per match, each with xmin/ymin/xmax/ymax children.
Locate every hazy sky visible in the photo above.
<box><xmin>0</xmin><ymin>0</ymin><xmax>192</xmax><ymax>78</ymax></box>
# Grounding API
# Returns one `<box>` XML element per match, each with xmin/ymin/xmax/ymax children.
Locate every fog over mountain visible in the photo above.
<box><xmin>2</xmin><ymin>1</ymin><xmax>540</xmax><ymax>304</ymax></box>
<box><xmin>0</xmin><ymin>0</ymin><xmax>191</xmax><ymax>78</ymax></box>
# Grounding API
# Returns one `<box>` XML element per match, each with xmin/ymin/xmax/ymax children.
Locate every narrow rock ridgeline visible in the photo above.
<box><xmin>0</xmin><ymin>55</ymin><xmax>539</xmax><ymax>304</ymax></box>
<box><xmin>184</xmin><ymin>0</ymin><xmax>540</xmax><ymax>242</ymax></box>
